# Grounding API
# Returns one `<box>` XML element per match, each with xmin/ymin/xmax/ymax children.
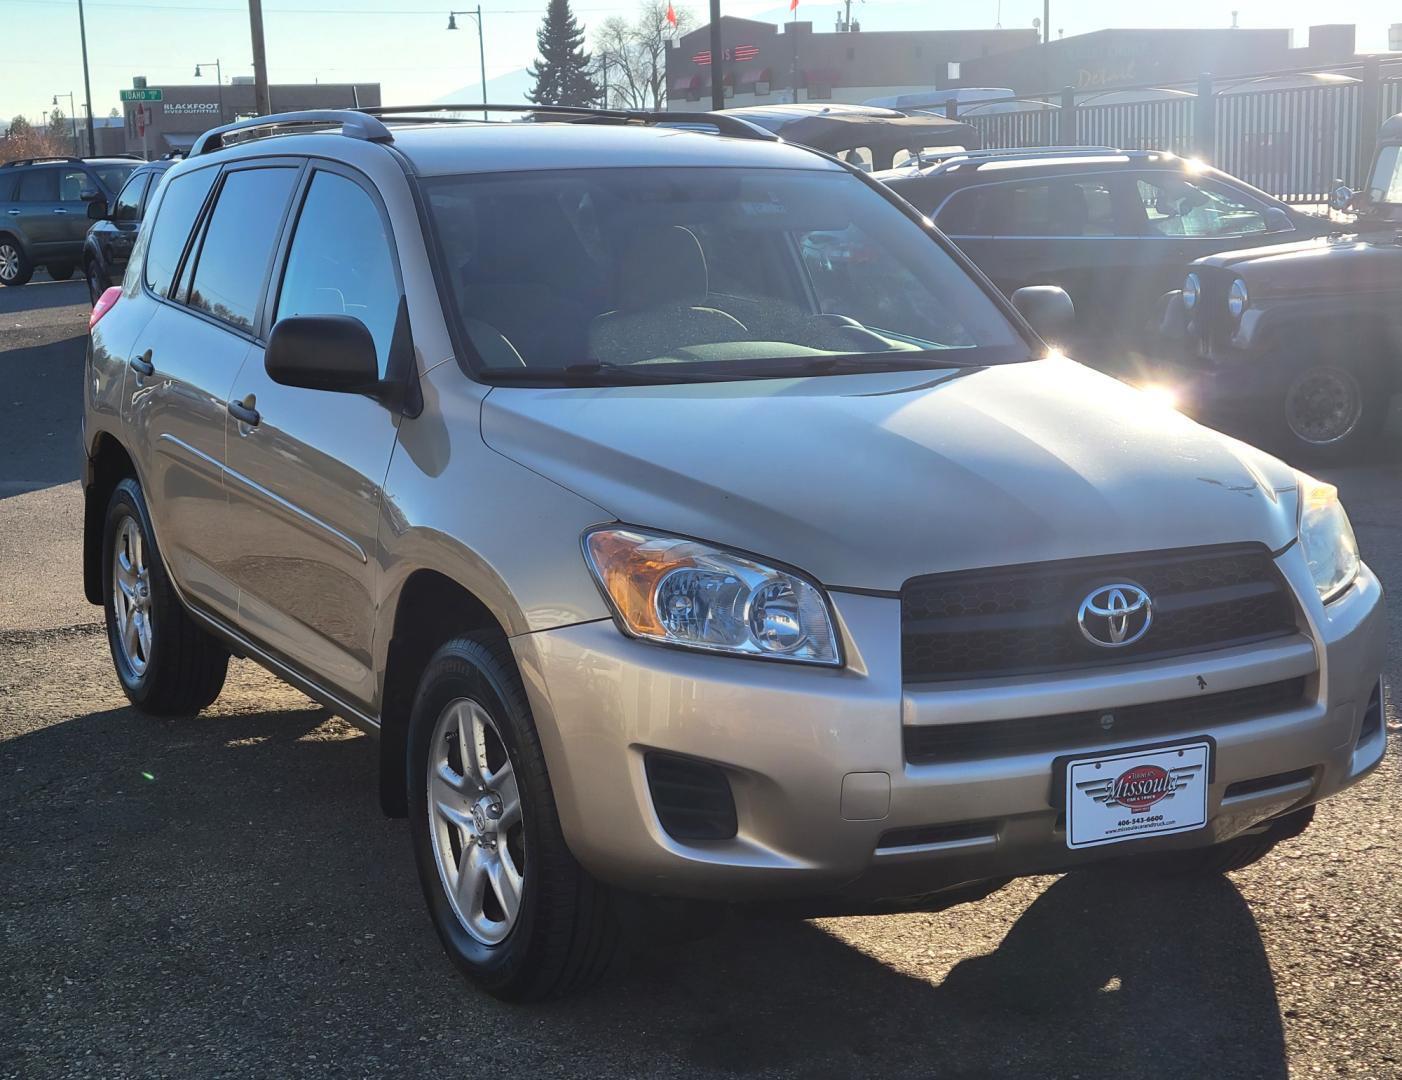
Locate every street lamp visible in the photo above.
<box><xmin>52</xmin><ymin>91</ymin><xmax>79</xmax><ymax>156</ymax></box>
<box><xmin>194</xmin><ymin>60</ymin><xmax>226</xmax><ymax>125</ymax></box>
<box><xmin>447</xmin><ymin>9</ymin><xmax>488</xmax><ymax>121</ymax></box>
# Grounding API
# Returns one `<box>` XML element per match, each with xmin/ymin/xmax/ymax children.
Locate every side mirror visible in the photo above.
<box><xmin>1263</xmin><ymin>207</ymin><xmax>1292</xmax><ymax>233</ymax></box>
<box><xmin>265</xmin><ymin>315</ymin><xmax>379</xmax><ymax>394</ymax></box>
<box><xmin>1329</xmin><ymin>183</ymin><xmax>1358</xmax><ymax>213</ymax></box>
<box><xmin>1011</xmin><ymin>285</ymin><xmax>1075</xmax><ymax>341</ymax></box>
<box><xmin>86</xmin><ymin>197</ymin><xmax>108</xmax><ymax>221</ymax></box>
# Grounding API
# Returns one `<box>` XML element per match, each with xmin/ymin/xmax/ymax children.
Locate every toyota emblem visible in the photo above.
<box><xmin>1077</xmin><ymin>583</ymin><xmax>1153</xmax><ymax>648</ymax></box>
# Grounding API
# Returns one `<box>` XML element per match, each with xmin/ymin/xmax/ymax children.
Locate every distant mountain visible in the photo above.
<box><xmin>436</xmin><ymin>68</ymin><xmax>535</xmax><ymax>108</ymax></box>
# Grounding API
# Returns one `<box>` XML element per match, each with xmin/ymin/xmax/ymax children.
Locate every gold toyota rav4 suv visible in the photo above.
<box><xmin>82</xmin><ymin>107</ymin><xmax>1386</xmax><ymax>1000</ymax></box>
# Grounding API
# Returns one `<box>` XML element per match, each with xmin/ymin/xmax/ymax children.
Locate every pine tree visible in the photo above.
<box><xmin>527</xmin><ymin>0</ymin><xmax>600</xmax><ymax>107</ymax></box>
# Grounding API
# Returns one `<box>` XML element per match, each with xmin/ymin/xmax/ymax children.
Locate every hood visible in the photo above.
<box><xmin>481</xmin><ymin>357</ymin><xmax>1300</xmax><ymax>591</ymax></box>
<box><xmin>1199</xmin><ymin>231</ymin><xmax>1402</xmax><ymax>298</ymax></box>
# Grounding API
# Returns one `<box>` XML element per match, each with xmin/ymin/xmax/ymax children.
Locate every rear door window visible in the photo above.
<box><xmin>274</xmin><ymin>170</ymin><xmax>400</xmax><ymax>376</ymax></box>
<box><xmin>16</xmin><ymin>168</ymin><xmax>57</xmax><ymax>202</ymax></box>
<box><xmin>982</xmin><ymin>178</ymin><xmax>1118</xmax><ymax>237</ymax></box>
<box><xmin>187</xmin><ymin>166</ymin><xmax>298</xmax><ymax>332</ymax></box>
<box><xmin>144</xmin><ymin>167</ymin><xmax>218</xmax><ymax>297</ymax></box>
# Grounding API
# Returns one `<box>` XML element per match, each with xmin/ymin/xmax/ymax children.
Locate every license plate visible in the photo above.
<box><xmin>1065</xmin><ymin>741</ymin><xmax>1210</xmax><ymax>850</ymax></box>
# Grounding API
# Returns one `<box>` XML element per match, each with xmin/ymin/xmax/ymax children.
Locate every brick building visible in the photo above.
<box><xmin>665</xmin><ymin>18</ymin><xmax>1036</xmax><ymax>108</ymax></box>
<box><xmin>118</xmin><ymin>79</ymin><xmax>381</xmax><ymax>158</ymax></box>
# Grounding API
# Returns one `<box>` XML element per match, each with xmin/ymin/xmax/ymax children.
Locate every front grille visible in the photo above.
<box><xmin>903</xmin><ymin>677</ymin><xmax>1307</xmax><ymax>764</ymax></box>
<box><xmin>645</xmin><ymin>752</ymin><xmax>738</xmax><ymax>841</ymax></box>
<box><xmin>901</xmin><ymin>544</ymin><xmax>1297</xmax><ymax>683</ymax></box>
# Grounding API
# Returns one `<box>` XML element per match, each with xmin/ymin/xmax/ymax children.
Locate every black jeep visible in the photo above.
<box><xmin>1158</xmin><ymin>114</ymin><xmax>1402</xmax><ymax>462</ymax></box>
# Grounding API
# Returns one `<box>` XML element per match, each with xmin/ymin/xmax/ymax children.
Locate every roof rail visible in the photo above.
<box><xmin>189</xmin><ymin>109</ymin><xmax>394</xmax><ymax>157</ymax></box>
<box><xmin>918</xmin><ymin>145</ymin><xmax>1169</xmax><ymax>177</ymax></box>
<box><xmin>0</xmin><ymin>156</ymin><xmax>86</xmax><ymax>168</ymax></box>
<box><xmin>363</xmin><ymin>103</ymin><xmax>779</xmax><ymax>141</ymax></box>
<box><xmin>188</xmin><ymin>103</ymin><xmax>781</xmax><ymax>159</ymax></box>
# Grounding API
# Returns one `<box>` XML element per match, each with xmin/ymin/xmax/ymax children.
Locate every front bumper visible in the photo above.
<box><xmin>512</xmin><ymin>547</ymin><xmax>1386</xmax><ymax>904</ymax></box>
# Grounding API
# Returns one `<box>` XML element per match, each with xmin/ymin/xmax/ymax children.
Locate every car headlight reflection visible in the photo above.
<box><xmin>1297</xmin><ymin>476</ymin><xmax>1360</xmax><ymax>603</ymax></box>
<box><xmin>1182</xmin><ymin>272</ymin><xmax>1201</xmax><ymax>311</ymax></box>
<box><xmin>1227</xmin><ymin>278</ymin><xmax>1249</xmax><ymax>320</ymax></box>
<box><xmin>584</xmin><ymin>528</ymin><xmax>841</xmax><ymax>665</ymax></box>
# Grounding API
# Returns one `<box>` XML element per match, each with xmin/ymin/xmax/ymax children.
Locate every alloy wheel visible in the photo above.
<box><xmin>111</xmin><ymin>515</ymin><xmax>153</xmax><ymax>676</ymax></box>
<box><xmin>427</xmin><ymin>697</ymin><xmax>526</xmax><ymax>945</ymax></box>
<box><xmin>0</xmin><ymin>243</ymin><xmax>19</xmax><ymax>283</ymax></box>
<box><xmin>1285</xmin><ymin>367</ymin><xmax>1364</xmax><ymax>446</ymax></box>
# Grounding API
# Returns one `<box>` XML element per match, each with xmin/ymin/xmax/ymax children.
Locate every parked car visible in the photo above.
<box><xmin>84</xmin><ymin>106</ymin><xmax>1384</xmax><ymax>1001</ymax></box>
<box><xmin>880</xmin><ymin>148</ymin><xmax>1333</xmax><ymax>367</ymax></box>
<box><xmin>719</xmin><ymin>103</ymin><xmax>981</xmax><ymax>171</ymax></box>
<box><xmin>1155</xmin><ymin>113</ymin><xmax>1402</xmax><ymax>462</ymax></box>
<box><xmin>82</xmin><ymin>156</ymin><xmax>180</xmax><ymax>303</ymax></box>
<box><xmin>0</xmin><ymin>156</ymin><xmax>139</xmax><ymax>286</ymax></box>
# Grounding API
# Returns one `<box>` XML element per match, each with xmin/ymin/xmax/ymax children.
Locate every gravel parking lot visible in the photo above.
<box><xmin>2</xmin><ymin>278</ymin><xmax>1398</xmax><ymax>1079</ymax></box>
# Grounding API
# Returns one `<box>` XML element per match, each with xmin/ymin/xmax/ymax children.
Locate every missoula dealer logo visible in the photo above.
<box><xmin>1111</xmin><ymin>764</ymin><xmax>1174</xmax><ymax>812</ymax></box>
<box><xmin>1080</xmin><ymin>760</ymin><xmax>1202</xmax><ymax>813</ymax></box>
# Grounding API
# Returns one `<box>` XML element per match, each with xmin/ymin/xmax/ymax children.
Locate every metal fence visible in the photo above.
<box><xmin>957</xmin><ymin>60</ymin><xmax>1401</xmax><ymax>204</ymax></box>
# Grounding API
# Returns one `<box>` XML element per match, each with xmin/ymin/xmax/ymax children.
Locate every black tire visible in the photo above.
<box><xmin>406</xmin><ymin>634</ymin><xmax>619</xmax><ymax>1001</ymax></box>
<box><xmin>1112</xmin><ymin>805</ymin><xmax>1315</xmax><ymax>878</ymax></box>
<box><xmin>46</xmin><ymin>262</ymin><xmax>76</xmax><ymax>281</ymax></box>
<box><xmin>85</xmin><ymin>258</ymin><xmax>107</xmax><ymax>304</ymax></box>
<box><xmin>102</xmin><ymin>477</ymin><xmax>229</xmax><ymax>715</ymax></box>
<box><xmin>1268</xmin><ymin>348</ymin><xmax>1387</xmax><ymax>465</ymax></box>
<box><xmin>0</xmin><ymin>237</ymin><xmax>32</xmax><ymax>287</ymax></box>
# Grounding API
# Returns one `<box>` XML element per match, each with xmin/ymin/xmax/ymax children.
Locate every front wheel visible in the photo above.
<box><xmin>406</xmin><ymin>635</ymin><xmax>619</xmax><ymax>1001</ymax></box>
<box><xmin>1271</xmin><ymin>354</ymin><xmax>1387</xmax><ymax>464</ymax></box>
<box><xmin>85</xmin><ymin>258</ymin><xmax>107</xmax><ymax>305</ymax></box>
<box><xmin>46</xmin><ymin>262</ymin><xmax>76</xmax><ymax>281</ymax></box>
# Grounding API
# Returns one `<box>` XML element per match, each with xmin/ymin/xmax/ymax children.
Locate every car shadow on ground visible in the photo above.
<box><xmin>1</xmin><ymin>693</ymin><xmax>1288</xmax><ymax>1078</ymax></box>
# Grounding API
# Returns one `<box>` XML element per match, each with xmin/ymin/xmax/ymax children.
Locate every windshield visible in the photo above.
<box><xmin>92</xmin><ymin>163</ymin><xmax>138</xmax><ymax>194</ymax></box>
<box><xmin>423</xmin><ymin>167</ymin><xmax>1027</xmax><ymax>383</ymax></box>
<box><xmin>1365</xmin><ymin>145</ymin><xmax>1402</xmax><ymax>206</ymax></box>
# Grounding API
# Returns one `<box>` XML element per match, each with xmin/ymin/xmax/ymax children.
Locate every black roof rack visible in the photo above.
<box><xmin>0</xmin><ymin>156</ymin><xmax>86</xmax><ymax>168</ymax></box>
<box><xmin>190</xmin><ymin>109</ymin><xmax>395</xmax><ymax>157</ymax></box>
<box><xmin>364</xmin><ymin>103</ymin><xmax>780</xmax><ymax>141</ymax></box>
<box><xmin>187</xmin><ymin>104</ymin><xmax>780</xmax><ymax>158</ymax></box>
<box><xmin>914</xmin><ymin>145</ymin><xmax>1168</xmax><ymax>177</ymax></box>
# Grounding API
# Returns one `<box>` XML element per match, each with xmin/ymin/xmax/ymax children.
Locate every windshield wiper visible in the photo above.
<box><xmin>478</xmin><ymin>362</ymin><xmax>747</xmax><ymax>386</ymax></box>
<box><xmin>729</xmin><ymin>351</ymin><xmax>974</xmax><ymax>378</ymax></box>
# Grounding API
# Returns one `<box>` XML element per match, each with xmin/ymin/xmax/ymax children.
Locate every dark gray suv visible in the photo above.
<box><xmin>0</xmin><ymin>156</ymin><xmax>138</xmax><ymax>287</ymax></box>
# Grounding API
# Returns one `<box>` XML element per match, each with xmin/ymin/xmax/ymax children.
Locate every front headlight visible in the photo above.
<box><xmin>1297</xmin><ymin>476</ymin><xmax>1360</xmax><ymax>602</ymax></box>
<box><xmin>1227</xmin><ymin>278</ymin><xmax>1249</xmax><ymax>319</ymax></box>
<box><xmin>583</xmin><ymin>528</ymin><xmax>841</xmax><ymax>665</ymax></box>
<box><xmin>1182</xmin><ymin>271</ymin><xmax>1201</xmax><ymax>310</ymax></box>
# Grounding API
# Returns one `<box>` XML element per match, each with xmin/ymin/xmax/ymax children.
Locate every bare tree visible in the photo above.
<box><xmin>593</xmin><ymin>0</ymin><xmax>692</xmax><ymax>110</ymax></box>
<box><xmin>1</xmin><ymin>115</ymin><xmax>65</xmax><ymax>164</ymax></box>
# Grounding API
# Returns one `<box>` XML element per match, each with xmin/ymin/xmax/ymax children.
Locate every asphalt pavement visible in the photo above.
<box><xmin>1</xmin><ymin>279</ymin><xmax>1399</xmax><ymax>1079</ymax></box>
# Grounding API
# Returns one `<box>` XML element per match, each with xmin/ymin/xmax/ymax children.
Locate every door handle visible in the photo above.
<box><xmin>227</xmin><ymin>395</ymin><xmax>260</xmax><ymax>427</ymax></box>
<box><xmin>129</xmin><ymin>350</ymin><xmax>154</xmax><ymax>377</ymax></box>
<box><xmin>5</xmin><ymin>209</ymin><xmax>18</xmax><ymax>216</ymax></box>
<box><xmin>52</xmin><ymin>208</ymin><xmax>69</xmax><ymax>214</ymax></box>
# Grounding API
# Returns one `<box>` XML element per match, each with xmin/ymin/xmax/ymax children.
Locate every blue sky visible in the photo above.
<box><xmin>5</xmin><ymin>0</ymin><xmax>1398</xmax><ymax>124</ymax></box>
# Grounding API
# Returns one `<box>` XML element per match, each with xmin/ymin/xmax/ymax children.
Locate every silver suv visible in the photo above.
<box><xmin>83</xmin><ymin>107</ymin><xmax>1386</xmax><ymax>1001</ymax></box>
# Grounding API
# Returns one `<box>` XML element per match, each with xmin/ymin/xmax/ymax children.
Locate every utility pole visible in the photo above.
<box><xmin>248</xmin><ymin>0</ymin><xmax>271</xmax><ymax>115</ymax></box>
<box><xmin>709</xmin><ymin>0</ymin><xmax>723</xmax><ymax>110</ymax></box>
<box><xmin>77</xmin><ymin>0</ymin><xmax>96</xmax><ymax>155</ymax></box>
<box><xmin>1043</xmin><ymin>0</ymin><xmax>1050</xmax><ymax>43</ymax></box>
